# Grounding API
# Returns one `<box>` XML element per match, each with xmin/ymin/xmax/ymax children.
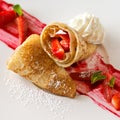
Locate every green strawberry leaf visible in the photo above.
<box><xmin>13</xmin><ymin>4</ymin><xmax>23</xmax><ymax>16</ymax></box>
<box><xmin>91</xmin><ymin>71</ymin><xmax>106</xmax><ymax>84</ymax></box>
<box><xmin>109</xmin><ymin>76</ymin><xmax>116</xmax><ymax>88</ymax></box>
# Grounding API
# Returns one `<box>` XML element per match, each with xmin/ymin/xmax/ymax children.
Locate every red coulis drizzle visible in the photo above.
<box><xmin>0</xmin><ymin>1</ymin><xmax>46</xmax><ymax>49</ymax></box>
<box><xmin>67</xmin><ymin>53</ymin><xmax>120</xmax><ymax>94</ymax></box>
<box><xmin>1</xmin><ymin>0</ymin><xmax>120</xmax><ymax>118</ymax></box>
<box><xmin>66</xmin><ymin>53</ymin><xmax>120</xmax><ymax>117</ymax></box>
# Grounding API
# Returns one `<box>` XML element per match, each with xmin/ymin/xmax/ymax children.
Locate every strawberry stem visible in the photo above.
<box><xmin>13</xmin><ymin>4</ymin><xmax>23</xmax><ymax>16</ymax></box>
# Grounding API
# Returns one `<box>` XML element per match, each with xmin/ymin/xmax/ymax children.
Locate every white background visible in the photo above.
<box><xmin>0</xmin><ymin>0</ymin><xmax>120</xmax><ymax>120</ymax></box>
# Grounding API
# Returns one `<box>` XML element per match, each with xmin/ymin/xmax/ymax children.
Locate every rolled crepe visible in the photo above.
<box><xmin>7</xmin><ymin>34</ymin><xmax>76</xmax><ymax>98</ymax></box>
<box><xmin>40</xmin><ymin>22</ymin><xmax>97</xmax><ymax>68</ymax></box>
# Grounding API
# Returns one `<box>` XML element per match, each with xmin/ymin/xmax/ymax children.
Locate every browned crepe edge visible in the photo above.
<box><xmin>7</xmin><ymin>34</ymin><xmax>76</xmax><ymax>98</ymax></box>
<box><xmin>40</xmin><ymin>22</ymin><xmax>97</xmax><ymax>68</ymax></box>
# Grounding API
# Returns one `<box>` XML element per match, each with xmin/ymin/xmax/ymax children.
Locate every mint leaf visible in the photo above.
<box><xmin>13</xmin><ymin>4</ymin><xmax>23</xmax><ymax>16</ymax></box>
<box><xmin>109</xmin><ymin>76</ymin><xmax>115</xmax><ymax>88</ymax></box>
<box><xmin>91</xmin><ymin>71</ymin><xmax>106</xmax><ymax>84</ymax></box>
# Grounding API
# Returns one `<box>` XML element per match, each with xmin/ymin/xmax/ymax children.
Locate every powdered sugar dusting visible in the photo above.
<box><xmin>4</xmin><ymin>70</ymin><xmax>75</xmax><ymax>120</ymax></box>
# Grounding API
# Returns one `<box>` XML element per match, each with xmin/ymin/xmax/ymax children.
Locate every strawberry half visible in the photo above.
<box><xmin>111</xmin><ymin>93</ymin><xmax>120</xmax><ymax>110</ymax></box>
<box><xmin>13</xmin><ymin>4</ymin><xmax>28</xmax><ymax>44</ymax></box>
<box><xmin>0</xmin><ymin>2</ymin><xmax>46</xmax><ymax>49</ymax></box>
<box><xmin>16</xmin><ymin>15</ymin><xmax>28</xmax><ymax>44</ymax></box>
<box><xmin>0</xmin><ymin>10</ymin><xmax>16</xmax><ymax>27</ymax></box>
<box><xmin>75</xmin><ymin>80</ymin><xmax>91</xmax><ymax>94</ymax></box>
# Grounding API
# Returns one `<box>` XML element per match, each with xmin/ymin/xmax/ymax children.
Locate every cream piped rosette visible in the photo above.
<box><xmin>69</xmin><ymin>13</ymin><xmax>104</xmax><ymax>44</ymax></box>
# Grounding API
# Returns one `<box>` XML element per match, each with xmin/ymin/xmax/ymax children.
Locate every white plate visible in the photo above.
<box><xmin>0</xmin><ymin>0</ymin><xmax>120</xmax><ymax>120</ymax></box>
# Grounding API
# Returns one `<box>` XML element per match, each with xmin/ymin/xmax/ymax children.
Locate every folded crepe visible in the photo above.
<box><xmin>40</xmin><ymin>22</ymin><xmax>97</xmax><ymax>68</ymax></box>
<box><xmin>7</xmin><ymin>34</ymin><xmax>76</xmax><ymax>98</ymax></box>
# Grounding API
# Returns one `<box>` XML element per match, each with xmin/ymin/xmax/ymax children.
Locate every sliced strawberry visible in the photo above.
<box><xmin>102</xmin><ymin>73</ymin><xmax>117</xmax><ymax>102</ymax></box>
<box><xmin>51</xmin><ymin>38</ymin><xmax>65</xmax><ymax>60</ymax></box>
<box><xmin>60</xmin><ymin>39</ymin><xmax>70</xmax><ymax>52</ymax></box>
<box><xmin>102</xmin><ymin>73</ymin><xmax>111</xmax><ymax>102</ymax></box>
<box><xmin>106</xmin><ymin>64</ymin><xmax>120</xmax><ymax>91</ymax></box>
<box><xmin>16</xmin><ymin>15</ymin><xmax>28</xmax><ymax>44</ymax></box>
<box><xmin>103</xmin><ymin>83</ymin><xmax>114</xmax><ymax>103</ymax></box>
<box><xmin>69</xmin><ymin>71</ymin><xmax>92</xmax><ymax>81</ymax></box>
<box><xmin>75</xmin><ymin>80</ymin><xmax>91</xmax><ymax>94</ymax></box>
<box><xmin>0</xmin><ymin>10</ymin><xmax>17</xmax><ymax>27</ymax></box>
<box><xmin>58</xmin><ymin>34</ymin><xmax>70</xmax><ymax>52</ymax></box>
<box><xmin>111</xmin><ymin>93</ymin><xmax>120</xmax><ymax>110</ymax></box>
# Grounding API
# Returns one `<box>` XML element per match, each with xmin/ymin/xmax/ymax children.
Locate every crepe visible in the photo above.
<box><xmin>40</xmin><ymin>22</ymin><xmax>97</xmax><ymax>68</ymax></box>
<box><xmin>7</xmin><ymin>34</ymin><xmax>76</xmax><ymax>98</ymax></box>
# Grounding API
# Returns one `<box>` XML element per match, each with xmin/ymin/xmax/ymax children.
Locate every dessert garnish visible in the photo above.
<box><xmin>0</xmin><ymin>1</ymin><xmax>46</xmax><ymax>49</ymax></box>
<box><xmin>69</xmin><ymin>13</ymin><xmax>104</xmax><ymax>44</ymax></box>
<box><xmin>91</xmin><ymin>71</ymin><xmax>106</xmax><ymax>84</ymax></box>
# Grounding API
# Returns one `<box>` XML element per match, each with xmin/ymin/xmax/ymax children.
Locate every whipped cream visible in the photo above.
<box><xmin>69</xmin><ymin>13</ymin><xmax>104</xmax><ymax>44</ymax></box>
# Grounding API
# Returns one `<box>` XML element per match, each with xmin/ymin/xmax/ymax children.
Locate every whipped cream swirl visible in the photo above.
<box><xmin>69</xmin><ymin>13</ymin><xmax>104</xmax><ymax>44</ymax></box>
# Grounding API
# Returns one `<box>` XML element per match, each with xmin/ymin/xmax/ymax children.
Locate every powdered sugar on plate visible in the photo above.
<box><xmin>2</xmin><ymin>44</ymin><xmax>110</xmax><ymax>120</ymax></box>
<box><xmin>4</xmin><ymin>70</ymin><xmax>76</xmax><ymax>120</ymax></box>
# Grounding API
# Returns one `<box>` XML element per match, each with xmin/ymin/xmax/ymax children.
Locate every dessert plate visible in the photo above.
<box><xmin>0</xmin><ymin>0</ymin><xmax>120</xmax><ymax>120</ymax></box>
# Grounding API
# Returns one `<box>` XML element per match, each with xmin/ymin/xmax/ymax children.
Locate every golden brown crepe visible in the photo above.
<box><xmin>40</xmin><ymin>22</ymin><xmax>97</xmax><ymax>68</ymax></box>
<box><xmin>7</xmin><ymin>34</ymin><xmax>76</xmax><ymax>98</ymax></box>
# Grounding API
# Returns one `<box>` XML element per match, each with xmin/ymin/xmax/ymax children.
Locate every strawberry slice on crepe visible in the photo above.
<box><xmin>51</xmin><ymin>38</ymin><xmax>65</xmax><ymax>60</ymax></box>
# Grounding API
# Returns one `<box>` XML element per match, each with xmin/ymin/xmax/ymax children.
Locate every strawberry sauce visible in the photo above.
<box><xmin>66</xmin><ymin>52</ymin><xmax>120</xmax><ymax>117</ymax></box>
